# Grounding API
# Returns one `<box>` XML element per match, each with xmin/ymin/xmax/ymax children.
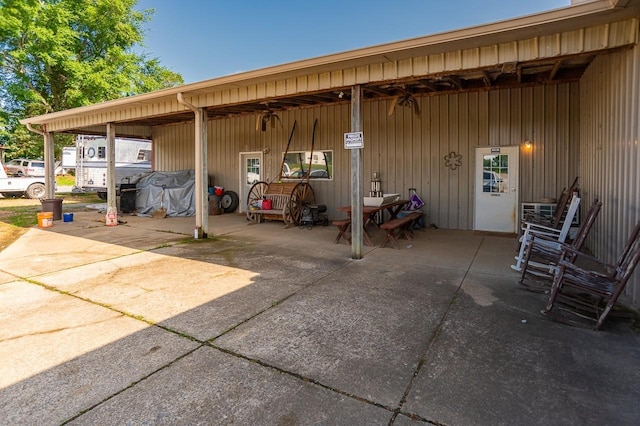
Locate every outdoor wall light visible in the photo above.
<box><xmin>523</xmin><ymin>140</ymin><xmax>532</xmax><ymax>149</ymax></box>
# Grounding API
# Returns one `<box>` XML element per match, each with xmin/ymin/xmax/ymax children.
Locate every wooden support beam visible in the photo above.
<box><xmin>417</xmin><ymin>79</ymin><xmax>439</xmax><ymax>92</ymax></box>
<box><xmin>350</xmin><ymin>85</ymin><xmax>363</xmax><ymax>260</ymax></box>
<box><xmin>364</xmin><ymin>86</ymin><xmax>394</xmax><ymax>97</ymax></box>
<box><xmin>106</xmin><ymin>123</ymin><xmax>116</xmax><ymax>211</ymax></box>
<box><xmin>549</xmin><ymin>60</ymin><xmax>562</xmax><ymax>81</ymax></box>
<box><xmin>482</xmin><ymin>71</ymin><xmax>492</xmax><ymax>87</ymax></box>
<box><xmin>502</xmin><ymin>61</ymin><xmax>518</xmax><ymax>74</ymax></box>
<box><xmin>447</xmin><ymin>75</ymin><xmax>464</xmax><ymax>90</ymax></box>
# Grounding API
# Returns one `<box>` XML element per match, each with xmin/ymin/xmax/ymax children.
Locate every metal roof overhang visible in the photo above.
<box><xmin>20</xmin><ymin>0</ymin><xmax>640</xmax><ymax>135</ymax></box>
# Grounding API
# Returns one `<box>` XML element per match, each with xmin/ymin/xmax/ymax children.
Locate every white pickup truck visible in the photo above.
<box><xmin>0</xmin><ymin>160</ymin><xmax>48</xmax><ymax>198</ymax></box>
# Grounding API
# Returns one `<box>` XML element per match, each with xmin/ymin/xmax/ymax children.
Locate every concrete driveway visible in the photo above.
<box><xmin>1</xmin><ymin>211</ymin><xmax>639</xmax><ymax>425</ymax></box>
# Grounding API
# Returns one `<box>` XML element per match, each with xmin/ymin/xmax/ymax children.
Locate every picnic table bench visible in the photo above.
<box><xmin>379</xmin><ymin>211</ymin><xmax>424</xmax><ymax>249</ymax></box>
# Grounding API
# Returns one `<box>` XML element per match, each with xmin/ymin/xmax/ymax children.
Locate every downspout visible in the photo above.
<box><xmin>26</xmin><ymin>123</ymin><xmax>55</xmax><ymax>199</ymax></box>
<box><xmin>177</xmin><ymin>92</ymin><xmax>208</xmax><ymax>238</ymax></box>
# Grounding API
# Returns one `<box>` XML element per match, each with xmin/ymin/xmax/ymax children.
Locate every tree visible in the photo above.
<box><xmin>0</xmin><ymin>0</ymin><xmax>183</xmax><ymax>159</ymax></box>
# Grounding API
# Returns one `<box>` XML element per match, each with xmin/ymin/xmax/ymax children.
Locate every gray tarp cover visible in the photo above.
<box><xmin>136</xmin><ymin>170</ymin><xmax>195</xmax><ymax>217</ymax></box>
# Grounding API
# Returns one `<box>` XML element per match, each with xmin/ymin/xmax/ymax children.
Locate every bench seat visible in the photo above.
<box><xmin>379</xmin><ymin>211</ymin><xmax>423</xmax><ymax>249</ymax></box>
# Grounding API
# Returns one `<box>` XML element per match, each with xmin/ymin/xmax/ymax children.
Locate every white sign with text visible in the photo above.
<box><xmin>344</xmin><ymin>132</ymin><xmax>364</xmax><ymax>149</ymax></box>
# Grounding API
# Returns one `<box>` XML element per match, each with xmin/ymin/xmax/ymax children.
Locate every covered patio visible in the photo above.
<box><xmin>18</xmin><ymin>2</ymin><xmax>640</xmax><ymax>304</ymax></box>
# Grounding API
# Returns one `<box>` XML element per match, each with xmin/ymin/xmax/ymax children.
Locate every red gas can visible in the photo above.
<box><xmin>262</xmin><ymin>198</ymin><xmax>272</xmax><ymax>210</ymax></box>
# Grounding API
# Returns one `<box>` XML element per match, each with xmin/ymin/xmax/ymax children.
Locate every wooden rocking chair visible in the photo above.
<box><xmin>543</xmin><ymin>220</ymin><xmax>640</xmax><ymax>330</ymax></box>
<box><xmin>511</xmin><ymin>195</ymin><xmax>581</xmax><ymax>272</ymax></box>
<box><xmin>518</xmin><ymin>199</ymin><xmax>602</xmax><ymax>292</ymax></box>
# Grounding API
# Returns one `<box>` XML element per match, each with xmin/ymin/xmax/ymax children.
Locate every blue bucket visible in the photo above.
<box><xmin>63</xmin><ymin>212</ymin><xmax>74</xmax><ymax>222</ymax></box>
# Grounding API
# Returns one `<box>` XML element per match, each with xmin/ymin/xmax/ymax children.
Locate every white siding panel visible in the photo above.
<box><xmin>479</xmin><ymin>45</ymin><xmax>498</xmax><ymax>67</ymax></box>
<box><xmin>498</xmin><ymin>42</ymin><xmax>518</xmax><ymax>64</ymax></box>
<box><xmin>462</xmin><ymin>48</ymin><xmax>480</xmax><ymax>69</ymax></box>
<box><xmin>398</xmin><ymin>59</ymin><xmax>413</xmax><ymax>78</ymax></box>
<box><xmin>429</xmin><ymin>53</ymin><xmax>445</xmax><ymax>73</ymax></box>
<box><xmin>580</xmin><ymin>45</ymin><xmax>640</xmax><ymax>306</ymax></box>
<box><xmin>413</xmin><ymin>56</ymin><xmax>428</xmax><ymax>75</ymax></box>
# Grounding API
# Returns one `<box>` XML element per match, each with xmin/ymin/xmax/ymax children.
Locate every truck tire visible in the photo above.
<box><xmin>25</xmin><ymin>183</ymin><xmax>46</xmax><ymax>199</ymax></box>
<box><xmin>221</xmin><ymin>190</ymin><xmax>239</xmax><ymax>213</ymax></box>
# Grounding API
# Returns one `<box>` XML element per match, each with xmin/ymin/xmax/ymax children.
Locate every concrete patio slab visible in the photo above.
<box><xmin>403</xmin><ymin>271</ymin><xmax>640</xmax><ymax>424</ymax></box>
<box><xmin>0</xmin><ymin>213</ymin><xmax>638</xmax><ymax>425</ymax></box>
<box><xmin>214</xmin><ymin>260</ymin><xmax>465</xmax><ymax>409</ymax></box>
<box><xmin>0</xmin><ymin>280</ymin><xmax>199</xmax><ymax>425</ymax></box>
<box><xmin>70</xmin><ymin>346</ymin><xmax>393</xmax><ymax>425</ymax></box>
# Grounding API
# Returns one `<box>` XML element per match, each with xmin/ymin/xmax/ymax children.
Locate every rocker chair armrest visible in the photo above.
<box><xmin>529</xmin><ymin>234</ymin><xmax>572</xmax><ymax>248</ymax></box>
<box><xmin>521</xmin><ymin>221</ymin><xmax>561</xmax><ymax>234</ymax></box>
<box><xmin>557</xmin><ymin>257</ymin><xmax>617</xmax><ymax>285</ymax></box>
<box><xmin>557</xmin><ymin>248</ymin><xmax>615</xmax><ymax>272</ymax></box>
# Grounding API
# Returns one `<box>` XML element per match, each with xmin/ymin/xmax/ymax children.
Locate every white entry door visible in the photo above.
<box><xmin>239</xmin><ymin>152</ymin><xmax>262</xmax><ymax>213</ymax></box>
<box><xmin>474</xmin><ymin>146</ymin><xmax>519</xmax><ymax>233</ymax></box>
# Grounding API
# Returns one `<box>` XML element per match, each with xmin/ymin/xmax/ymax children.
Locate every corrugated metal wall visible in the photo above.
<box><xmin>579</xmin><ymin>45</ymin><xmax>640</xmax><ymax>305</ymax></box>
<box><xmin>153</xmin><ymin>83</ymin><xmax>579</xmax><ymax>230</ymax></box>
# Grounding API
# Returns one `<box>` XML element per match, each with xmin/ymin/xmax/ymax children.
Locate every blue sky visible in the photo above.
<box><xmin>134</xmin><ymin>0</ymin><xmax>571</xmax><ymax>84</ymax></box>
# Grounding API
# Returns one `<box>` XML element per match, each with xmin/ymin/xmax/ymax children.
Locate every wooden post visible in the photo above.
<box><xmin>350</xmin><ymin>85</ymin><xmax>363</xmax><ymax>259</ymax></box>
<box><xmin>177</xmin><ymin>93</ymin><xmax>208</xmax><ymax>239</ymax></box>
<box><xmin>106</xmin><ymin>123</ymin><xmax>116</xmax><ymax>211</ymax></box>
<box><xmin>43</xmin><ymin>131</ymin><xmax>55</xmax><ymax>199</ymax></box>
<box><xmin>196</xmin><ymin>108</ymin><xmax>208</xmax><ymax>238</ymax></box>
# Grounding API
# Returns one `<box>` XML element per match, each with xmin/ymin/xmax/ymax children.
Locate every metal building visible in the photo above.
<box><xmin>20</xmin><ymin>0</ymin><xmax>640</xmax><ymax>305</ymax></box>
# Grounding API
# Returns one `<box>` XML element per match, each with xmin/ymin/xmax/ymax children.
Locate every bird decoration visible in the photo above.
<box><xmin>256</xmin><ymin>103</ymin><xmax>282</xmax><ymax>131</ymax></box>
<box><xmin>388</xmin><ymin>91</ymin><xmax>421</xmax><ymax>118</ymax></box>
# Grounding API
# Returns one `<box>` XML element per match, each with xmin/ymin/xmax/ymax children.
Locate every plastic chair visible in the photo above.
<box><xmin>543</xmin><ymin>221</ymin><xmax>640</xmax><ymax>330</ymax></box>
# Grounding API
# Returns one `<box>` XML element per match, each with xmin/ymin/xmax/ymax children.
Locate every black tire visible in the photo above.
<box><xmin>221</xmin><ymin>190</ymin><xmax>239</xmax><ymax>213</ymax></box>
<box><xmin>25</xmin><ymin>183</ymin><xmax>46</xmax><ymax>199</ymax></box>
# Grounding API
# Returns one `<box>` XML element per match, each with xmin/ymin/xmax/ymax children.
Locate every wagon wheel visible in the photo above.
<box><xmin>246</xmin><ymin>181</ymin><xmax>268</xmax><ymax>223</ymax></box>
<box><xmin>287</xmin><ymin>182</ymin><xmax>316</xmax><ymax>225</ymax></box>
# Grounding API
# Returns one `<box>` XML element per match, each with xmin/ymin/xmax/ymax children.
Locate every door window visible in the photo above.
<box><xmin>246</xmin><ymin>158</ymin><xmax>260</xmax><ymax>185</ymax></box>
<box><xmin>482</xmin><ymin>154</ymin><xmax>508</xmax><ymax>193</ymax></box>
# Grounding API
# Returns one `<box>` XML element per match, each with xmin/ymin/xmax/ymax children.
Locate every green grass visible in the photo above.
<box><xmin>5</xmin><ymin>207</ymin><xmax>39</xmax><ymax>227</ymax></box>
<box><xmin>56</xmin><ymin>175</ymin><xmax>75</xmax><ymax>186</ymax></box>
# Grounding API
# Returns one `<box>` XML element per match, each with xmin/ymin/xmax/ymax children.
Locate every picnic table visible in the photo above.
<box><xmin>336</xmin><ymin>199</ymin><xmax>409</xmax><ymax>246</ymax></box>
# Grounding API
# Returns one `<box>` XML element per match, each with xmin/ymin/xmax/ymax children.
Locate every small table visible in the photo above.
<box><xmin>337</xmin><ymin>199</ymin><xmax>409</xmax><ymax>246</ymax></box>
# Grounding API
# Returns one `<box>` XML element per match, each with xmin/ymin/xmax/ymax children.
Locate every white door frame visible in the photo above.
<box><xmin>239</xmin><ymin>151</ymin><xmax>263</xmax><ymax>213</ymax></box>
<box><xmin>473</xmin><ymin>145</ymin><xmax>519</xmax><ymax>233</ymax></box>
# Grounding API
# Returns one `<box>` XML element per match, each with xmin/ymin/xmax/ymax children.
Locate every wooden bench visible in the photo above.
<box><xmin>248</xmin><ymin>194</ymin><xmax>291</xmax><ymax>222</ymax></box>
<box><xmin>379</xmin><ymin>211</ymin><xmax>424</xmax><ymax>249</ymax></box>
<box><xmin>332</xmin><ymin>219</ymin><xmax>352</xmax><ymax>244</ymax></box>
<box><xmin>247</xmin><ymin>181</ymin><xmax>316</xmax><ymax>226</ymax></box>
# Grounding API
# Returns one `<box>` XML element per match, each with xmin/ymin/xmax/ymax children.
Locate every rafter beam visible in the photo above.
<box><xmin>482</xmin><ymin>71</ymin><xmax>492</xmax><ymax>87</ymax></box>
<box><xmin>447</xmin><ymin>75</ymin><xmax>463</xmax><ymax>90</ymax></box>
<box><xmin>549</xmin><ymin>60</ymin><xmax>562</xmax><ymax>81</ymax></box>
<box><xmin>364</xmin><ymin>86</ymin><xmax>394</xmax><ymax>97</ymax></box>
<box><xmin>502</xmin><ymin>61</ymin><xmax>518</xmax><ymax>74</ymax></box>
<box><xmin>417</xmin><ymin>79</ymin><xmax>439</xmax><ymax>92</ymax></box>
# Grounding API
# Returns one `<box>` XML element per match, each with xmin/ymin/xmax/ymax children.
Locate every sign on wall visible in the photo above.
<box><xmin>344</xmin><ymin>132</ymin><xmax>364</xmax><ymax>149</ymax></box>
